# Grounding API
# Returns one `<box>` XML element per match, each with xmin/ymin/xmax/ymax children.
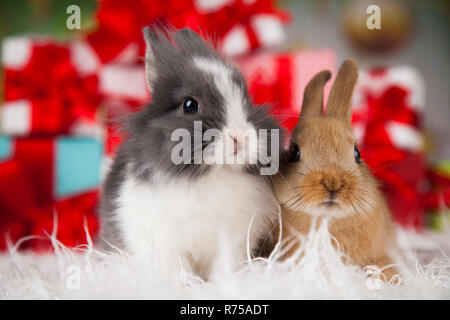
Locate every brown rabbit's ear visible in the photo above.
<box><xmin>292</xmin><ymin>70</ymin><xmax>331</xmax><ymax>139</ymax></box>
<box><xmin>301</xmin><ymin>70</ymin><xmax>331</xmax><ymax>117</ymax></box>
<box><xmin>325</xmin><ymin>59</ymin><xmax>358</xmax><ymax>123</ymax></box>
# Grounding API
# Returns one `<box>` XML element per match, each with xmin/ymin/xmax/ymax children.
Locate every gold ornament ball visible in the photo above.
<box><xmin>342</xmin><ymin>0</ymin><xmax>414</xmax><ymax>54</ymax></box>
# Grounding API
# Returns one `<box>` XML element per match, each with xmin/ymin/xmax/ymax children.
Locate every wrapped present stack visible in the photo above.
<box><xmin>0</xmin><ymin>38</ymin><xmax>104</xmax><ymax>251</ymax></box>
<box><xmin>0</xmin><ymin>0</ymin><xmax>439</xmax><ymax>251</ymax></box>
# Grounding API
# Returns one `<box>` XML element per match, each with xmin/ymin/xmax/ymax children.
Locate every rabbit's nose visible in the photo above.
<box><xmin>321</xmin><ymin>177</ymin><xmax>342</xmax><ymax>193</ymax></box>
<box><xmin>328</xmin><ymin>190</ymin><xmax>337</xmax><ymax>200</ymax></box>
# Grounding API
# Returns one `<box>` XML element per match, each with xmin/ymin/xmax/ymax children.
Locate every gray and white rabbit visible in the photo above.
<box><xmin>100</xmin><ymin>27</ymin><xmax>284</xmax><ymax>278</ymax></box>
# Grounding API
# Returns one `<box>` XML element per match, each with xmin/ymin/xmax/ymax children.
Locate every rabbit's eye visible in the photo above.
<box><xmin>354</xmin><ymin>146</ymin><xmax>361</xmax><ymax>164</ymax></box>
<box><xmin>290</xmin><ymin>143</ymin><xmax>301</xmax><ymax>162</ymax></box>
<box><xmin>182</xmin><ymin>97</ymin><xmax>199</xmax><ymax>114</ymax></box>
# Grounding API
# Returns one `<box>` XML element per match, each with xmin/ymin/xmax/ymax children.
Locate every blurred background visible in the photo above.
<box><xmin>0</xmin><ymin>0</ymin><xmax>449</xmax><ymax>251</ymax></box>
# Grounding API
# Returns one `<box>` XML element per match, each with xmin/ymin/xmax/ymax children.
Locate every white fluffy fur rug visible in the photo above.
<box><xmin>1</xmin><ymin>218</ymin><xmax>449</xmax><ymax>300</ymax></box>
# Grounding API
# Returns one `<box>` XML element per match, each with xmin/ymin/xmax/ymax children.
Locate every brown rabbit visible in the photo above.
<box><xmin>272</xmin><ymin>60</ymin><xmax>400</xmax><ymax>282</ymax></box>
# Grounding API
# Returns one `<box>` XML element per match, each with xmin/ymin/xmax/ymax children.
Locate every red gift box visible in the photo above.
<box><xmin>1</xmin><ymin>38</ymin><xmax>103</xmax><ymax>137</ymax></box>
<box><xmin>235</xmin><ymin>50</ymin><xmax>338</xmax><ymax>132</ymax></box>
<box><xmin>0</xmin><ymin>136</ymin><xmax>101</xmax><ymax>251</ymax></box>
<box><xmin>351</xmin><ymin>66</ymin><xmax>427</xmax><ymax>229</ymax></box>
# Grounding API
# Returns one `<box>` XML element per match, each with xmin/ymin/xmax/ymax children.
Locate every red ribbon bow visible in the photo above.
<box><xmin>354</xmin><ymin>81</ymin><xmax>427</xmax><ymax>229</ymax></box>
<box><xmin>4</xmin><ymin>43</ymin><xmax>102</xmax><ymax>135</ymax></box>
<box><xmin>88</xmin><ymin>0</ymin><xmax>289</xmax><ymax>63</ymax></box>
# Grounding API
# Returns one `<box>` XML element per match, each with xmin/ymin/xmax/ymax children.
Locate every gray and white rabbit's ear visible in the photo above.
<box><xmin>143</xmin><ymin>27</ymin><xmax>209</xmax><ymax>92</ymax></box>
<box><xmin>292</xmin><ymin>70</ymin><xmax>331</xmax><ymax>139</ymax></box>
<box><xmin>325</xmin><ymin>59</ymin><xmax>358</xmax><ymax>123</ymax></box>
<box><xmin>175</xmin><ymin>28</ymin><xmax>212</xmax><ymax>57</ymax></box>
<box><xmin>175</xmin><ymin>28</ymin><xmax>204</xmax><ymax>47</ymax></box>
<box><xmin>143</xmin><ymin>27</ymin><xmax>161</xmax><ymax>92</ymax></box>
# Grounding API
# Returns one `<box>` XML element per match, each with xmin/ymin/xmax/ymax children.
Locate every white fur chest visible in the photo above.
<box><xmin>114</xmin><ymin>166</ymin><xmax>278</xmax><ymax>275</ymax></box>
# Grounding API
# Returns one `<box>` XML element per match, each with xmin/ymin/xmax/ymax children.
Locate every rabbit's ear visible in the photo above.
<box><xmin>292</xmin><ymin>70</ymin><xmax>331</xmax><ymax>138</ymax></box>
<box><xmin>325</xmin><ymin>60</ymin><xmax>358</xmax><ymax>123</ymax></box>
<box><xmin>300</xmin><ymin>70</ymin><xmax>331</xmax><ymax>118</ymax></box>
<box><xmin>175</xmin><ymin>29</ymin><xmax>207</xmax><ymax>51</ymax></box>
<box><xmin>143</xmin><ymin>27</ymin><xmax>159</xmax><ymax>92</ymax></box>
